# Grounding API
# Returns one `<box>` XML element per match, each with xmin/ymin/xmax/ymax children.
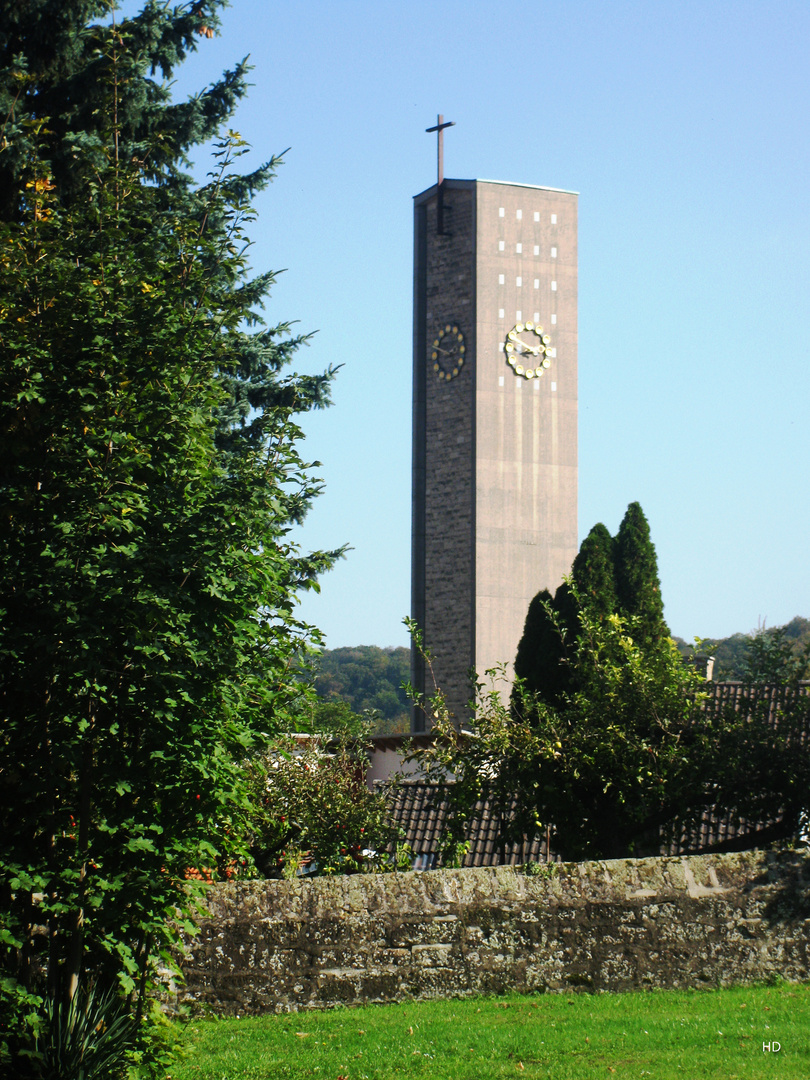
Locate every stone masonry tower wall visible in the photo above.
<box><xmin>412</xmin><ymin>185</ymin><xmax>476</xmax><ymax>727</ymax></box>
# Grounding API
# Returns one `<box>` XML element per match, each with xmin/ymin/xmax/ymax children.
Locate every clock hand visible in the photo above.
<box><xmin>514</xmin><ymin>342</ymin><xmax>540</xmax><ymax>356</ymax></box>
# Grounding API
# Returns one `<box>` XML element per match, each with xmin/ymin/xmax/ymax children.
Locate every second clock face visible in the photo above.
<box><xmin>504</xmin><ymin>321</ymin><xmax>552</xmax><ymax>380</ymax></box>
<box><xmin>431</xmin><ymin>323</ymin><xmax>466</xmax><ymax>380</ymax></box>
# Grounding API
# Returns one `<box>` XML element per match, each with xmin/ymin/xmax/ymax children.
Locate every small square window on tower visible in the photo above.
<box><xmin>533</xmin><ymin>279</ymin><xmax>539</xmax><ymax>289</ymax></box>
<box><xmin>551</xmin><ymin>247</ymin><xmax>557</xmax><ymax>258</ymax></box>
<box><xmin>533</xmin><ymin>245</ymin><xmax>540</xmax><ymax>256</ymax></box>
<box><xmin>516</xmin><ymin>209</ymin><xmax>522</xmax><ymax>219</ymax></box>
<box><xmin>498</xmin><ymin>274</ymin><xmax>505</xmax><ymax>285</ymax></box>
<box><xmin>498</xmin><ymin>308</ymin><xmax>504</xmax><ymax>319</ymax></box>
<box><xmin>516</xmin><ymin>277</ymin><xmax>522</xmax><ymax>287</ymax></box>
<box><xmin>551</xmin><ymin>281</ymin><xmax>557</xmax><ymax>291</ymax></box>
<box><xmin>516</xmin><ymin>310</ymin><xmax>522</xmax><ymax>321</ymax></box>
<box><xmin>551</xmin><ymin>214</ymin><xmax>557</xmax><ymax>224</ymax></box>
<box><xmin>551</xmin><ymin>314</ymin><xmax>557</xmax><ymax>324</ymax></box>
<box><xmin>533</xmin><ymin>312</ymin><xmax>540</xmax><ymax>322</ymax></box>
<box><xmin>499</xmin><ymin>207</ymin><xmax>505</xmax><ymax>217</ymax></box>
<box><xmin>498</xmin><ymin>241</ymin><xmax>505</xmax><ymax>251</ymax></box>
<box><xmin>534</xmin><ymin>211</ymin><xmax>540</xmax><ymax>222</ymax></box>
<box><xmin>516</xmin><ymin>243</ymin><xmax>522</xmax><ymax>253</ymax></box>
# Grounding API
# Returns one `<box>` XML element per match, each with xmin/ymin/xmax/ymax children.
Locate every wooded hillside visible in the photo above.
<box><xmin>313</xmin><ymin>646</ymin><xmax>411</xmax><ymax>735</ymax></box>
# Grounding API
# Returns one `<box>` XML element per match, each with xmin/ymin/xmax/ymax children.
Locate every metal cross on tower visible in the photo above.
<box><xmin>426</xmin><ymin>113</ymin><xmax>455</xmax><ymax>234</ymax></box>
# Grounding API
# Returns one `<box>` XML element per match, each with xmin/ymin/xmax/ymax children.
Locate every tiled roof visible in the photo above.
<box><xmin>384</xmin><ymin>781</ymin><xmax>549</xmax><ymax>870</ymax></box>
<box><xmin>381</xmin><ymin>682</ymin><xmax>810</xmax><ymax>867</ymax></box>
<box><xmin>705</xmin><ymin>680</ymin><xmax>810</xmax><ymax>723</ymax></box>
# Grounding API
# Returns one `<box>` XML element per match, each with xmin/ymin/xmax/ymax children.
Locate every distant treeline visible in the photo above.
<box><xmin>313</xmin><ymin>645</ymin><xmax>411</xmax><ymax>735</ymax></box>
<box><xmin>314</xmin><ymin>619</ymin><xmax>810</xmax><ymax>737</ymax></box>
<box><xmin>675</xmin><ymin>616</ymin><xmax>810</xmax><ymax>681</ymax></box>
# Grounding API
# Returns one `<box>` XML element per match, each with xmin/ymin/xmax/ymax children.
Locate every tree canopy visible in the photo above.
<box><xmin>0</xmin><ymin>3</ymin><xmax>340</xmax><ymax>1074</ymax></box>
<box><xmin>311</xmin><ymin>646</ymin><xmax>411</xmax><ymax>735</ymax></box>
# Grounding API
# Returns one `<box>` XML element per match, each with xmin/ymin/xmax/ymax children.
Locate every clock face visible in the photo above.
<box><xmin>431</xmin><ymin>323</ymin><xmax>466</xmax><ymax>380</ymax></box>
<box><xmin>504</xmin><ymin>321</ymin><xmax>552</xmax><ymax>380</ymax></box>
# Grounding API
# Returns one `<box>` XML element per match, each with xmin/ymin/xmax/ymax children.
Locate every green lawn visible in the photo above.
<box><xmin>169</xmin><ymin>982</ymin><xmax>809</xmax><ymax>1079</ymax></box>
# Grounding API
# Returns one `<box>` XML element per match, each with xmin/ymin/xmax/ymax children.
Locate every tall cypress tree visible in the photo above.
<box><xmin>513</xmin><ymin>589</ymin><xmax>563</xmax><ymax>703</ymax></box>
<box><xmin>514</xmin><ymin>507</ymin><xmax>669</xmax><ymax>704</ymax></box>
<box><xmin>614</xmin><ymin>501</ymin><xmax>669</xmax><ymax>648</ymax></box>
<box><xmin>570</xmin><ymin>521</ymin><xmax>617</xmax><ymax>618</ymax></box>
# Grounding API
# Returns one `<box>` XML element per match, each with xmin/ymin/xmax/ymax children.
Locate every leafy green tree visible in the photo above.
<box><xmin>423</xmin><ymin>591</ymin><xmax>810</xmax><ymax>862</ymax></box>
<box><xmin>0</xmin><ymin>3</ymin><xmax>339</xmax><ymax>1073</ymax></box>
<box><xmin>676</xmin><ymin>617</ymin><xmax>810</xmax><ymax>682</ymax></box>
<box><xmin>428</xmin><ymin>596</ymin><xmax>717</xmax><ymax>861</ymax></box>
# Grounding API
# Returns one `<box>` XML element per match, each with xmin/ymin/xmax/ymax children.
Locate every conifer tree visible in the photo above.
<box><xmin>0</xmin><ymin>3</ymin><xmax>340</xmax><ymax>1073</ymax></box>
<box><xmin>0</xmin><ymin>0</ymin><xmax>244</xmax><ymax>219</ymax></box>
<box><xmin>614</xmin><ymin>501</ymin><xmax>669</xmax><ymax>648</ymax></box>
<box><xmin>570</xmin><ymin>522</ymin><xmax>616</xmax><ymax>617</ymax></box>
<box><xmin>514</xmin><ymin>507</ymin><xmax>667</xmax><ymax>704</ymax></box>
<box><xmin>513</xmin><ymin>589</ymin><xmax>563</xmax><ymax>700</ymax></box>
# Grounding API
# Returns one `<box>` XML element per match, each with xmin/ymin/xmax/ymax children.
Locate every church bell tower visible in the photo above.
<box><xmin>411</xmin><ymin>131</ymin><xmax>578</xmax><ymax>728</ymax></box>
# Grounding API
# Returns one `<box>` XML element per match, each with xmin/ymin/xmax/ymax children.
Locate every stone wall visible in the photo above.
<box><xmin>179</xmin><ymin>850</ymin><xmax>810</xmax><ymax>1015</ymax></box>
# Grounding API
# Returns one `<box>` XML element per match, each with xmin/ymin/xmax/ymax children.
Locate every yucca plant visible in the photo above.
<box><xmin>36</xmin><ymin>981</ymin><xmax>135</xmax><ymax>1080</ymax></box>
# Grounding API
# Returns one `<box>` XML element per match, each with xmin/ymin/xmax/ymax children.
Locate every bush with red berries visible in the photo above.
<box><xmin>247</xmin><ymin>728</ymin><xmax>404</xmax><ymax>876</ymax></box>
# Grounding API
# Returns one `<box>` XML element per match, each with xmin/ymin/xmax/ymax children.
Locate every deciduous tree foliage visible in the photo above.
<box><xmin>0</xmin><ymin>2</ymin><xmax>340</xmax><ymax>1072</ymax></box>
<box><xmin>247</xmin><ymin>728</ymin><xmax>405</xmax><ymax>880</ymax></box>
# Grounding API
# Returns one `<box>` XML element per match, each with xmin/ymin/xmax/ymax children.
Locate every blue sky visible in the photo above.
<box><xmin>127</xmin><ymin>0</ymin><xmax>810</xmax><ymax>649</ymax></box>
